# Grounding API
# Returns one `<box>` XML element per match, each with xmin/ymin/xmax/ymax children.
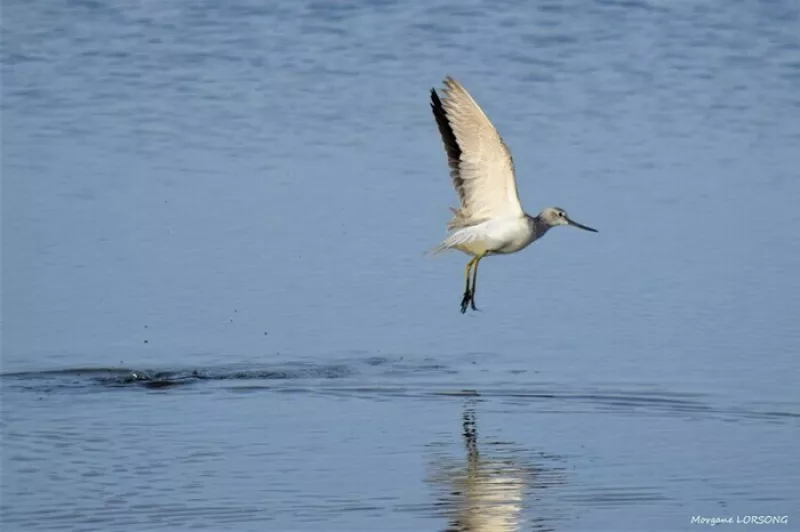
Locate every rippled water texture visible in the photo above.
<box><xmin>3</xmin><ymin>0</ymin><xmax>799</xmax><ymax>530</ymax></box>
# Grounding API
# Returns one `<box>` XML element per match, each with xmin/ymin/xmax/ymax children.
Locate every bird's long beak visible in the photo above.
<box><xmin>566</xmin><ymin>216</ymin><xmax>598</xmax><ymax>233</ymax></box>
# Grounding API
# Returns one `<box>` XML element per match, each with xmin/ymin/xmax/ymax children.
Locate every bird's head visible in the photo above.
<box><xmin>541</xmin><ymin>207</ymin><xmax>598</xmax><ymax>232</ymax></box>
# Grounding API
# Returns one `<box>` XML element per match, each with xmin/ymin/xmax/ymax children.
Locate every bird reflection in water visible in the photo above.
<box><xmin>428</xmin><ymin>405</ymin><xmax>525</xmax><ymax>532</ymax></box>
<box><xmin>427</xmin><ymin>405</ymin><xmax>563</xmax><ymax>532</ymax></box>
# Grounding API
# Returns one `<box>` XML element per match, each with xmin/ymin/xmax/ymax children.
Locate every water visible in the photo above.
<box><xmin>2</xmin><ymin>0</ymin><xmax>799</xmax><ymax>530</ymax></box>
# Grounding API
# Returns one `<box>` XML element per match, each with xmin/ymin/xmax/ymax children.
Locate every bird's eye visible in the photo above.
<box><xmin>558</xmin><ymin>211</ymin><xmax>565</xmax><ymax>217</ymax></box>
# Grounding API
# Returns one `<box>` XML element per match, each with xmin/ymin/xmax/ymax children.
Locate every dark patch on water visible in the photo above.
<box><xmin>0</xmin><ymin>364</ymin><xmax>357</xmax><ymax>391</ymax></box>
<box><xmin>0</xmin><ymin>356</ymin><xmax>449</xmax><ymax>393</ymax></box>
<box><xmin>2</xmin><ymin>362</ymin><xmax>797</xmax><ymax>424</ymax></box>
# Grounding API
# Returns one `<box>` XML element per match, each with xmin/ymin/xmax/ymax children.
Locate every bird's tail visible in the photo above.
<box><xmin>427</xmin><ymin>226</ymin><xmax>478</xmax><ymax>256</ymax></box>
<box><xmin>427</xmin><ymin>242</ymin><xmax>453</xmax><ymax>256</ymax></box>
<box><xmin>427</xmin><ymin>210</ymin><xmax>483</xmax><ymax>256</ymax></box>
<box><xmin>427</xmin><ymin>228</ymin><xmax>460</xmax><ymax>256</ymax></box>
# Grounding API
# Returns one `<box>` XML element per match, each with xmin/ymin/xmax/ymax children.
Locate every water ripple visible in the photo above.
<box><xmin>3</xmin><ymin>362</ymin><xmax>797</xmax><ymax>424</ymax></box>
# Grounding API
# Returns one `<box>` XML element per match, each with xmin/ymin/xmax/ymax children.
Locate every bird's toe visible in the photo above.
<box><xmin>460</xmin><ymin>292</ymin><xmax>472</xmax><ymax>314</ymax></box>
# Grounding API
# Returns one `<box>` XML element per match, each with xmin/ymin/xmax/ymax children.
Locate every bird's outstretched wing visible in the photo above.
<box><xmin>430</xmin><ymin>76</ymin><xmax>524</xmax><ymax>228</ymax></box>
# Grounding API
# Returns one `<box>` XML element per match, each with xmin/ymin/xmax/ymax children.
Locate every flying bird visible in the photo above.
<box><xmin>430</xmin><ymin>76</ymin><xmax>597</xmax><ymax>313</ymax></box>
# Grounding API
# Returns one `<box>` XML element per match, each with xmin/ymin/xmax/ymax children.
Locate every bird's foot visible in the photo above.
<box><xmin>470</xmin><ymin>297</ymin><xmax>479</xmax><ymax>311</ymax></box>
<box><xmin>460</xmin><ymin>291</ymin><xmax>472</xmax><ymax>314</ymax></box>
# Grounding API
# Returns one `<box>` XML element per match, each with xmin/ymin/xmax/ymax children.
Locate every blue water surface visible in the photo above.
<box><xmin>2</xmin><ymin>0</ymin><xmax>799</xmax><ymax>530</ymax></box>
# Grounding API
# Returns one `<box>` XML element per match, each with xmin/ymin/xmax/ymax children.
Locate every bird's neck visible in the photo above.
<box><xmin>527</xmin><ymin>213</ymin><xmax>552</xmax><ymax>240</ymax></box>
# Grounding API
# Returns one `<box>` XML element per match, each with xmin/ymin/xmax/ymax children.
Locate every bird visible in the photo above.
<box><xmin>429</xmin><ymin>76</ymin><xmax>597</xmax><ymax>314</ymax></box>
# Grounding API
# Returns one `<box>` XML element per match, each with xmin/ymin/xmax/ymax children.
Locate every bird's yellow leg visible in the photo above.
<box><xmin>461</xmin><ymin>257</ymin><xmax>477</xmax><ymax>314</ymax></box>
<box><xmin>464</xmin><ymin>257</ymin><xmax>476</xmax><ymax>293</ymax></box>
<box><xmin>469</xmin><ymin>252</ymin><xmax>487</xmax><ymax>311</ymax></box>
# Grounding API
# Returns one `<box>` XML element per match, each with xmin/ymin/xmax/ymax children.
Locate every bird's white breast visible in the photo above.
<box><xmin>491</xmin><ymin>216</ymin><xmax>536</xmax><ymax>254</ymax></box>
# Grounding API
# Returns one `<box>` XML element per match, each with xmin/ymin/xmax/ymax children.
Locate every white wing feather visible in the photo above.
<box><xmin>431</xmin><ymin>76</ymin><xmax>524</xmax><ymax>226</ymax></box>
